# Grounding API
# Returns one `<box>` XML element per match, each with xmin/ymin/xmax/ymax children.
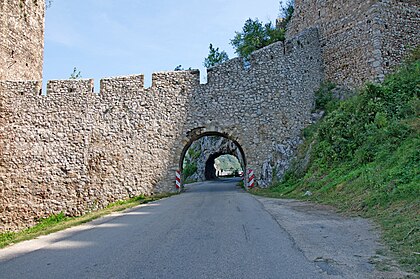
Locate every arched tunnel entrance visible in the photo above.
<box><xmin>205</xmin><ymin>153</ymin><xmax>220</xmax><ymax>181</ymax></box>
<box><xmin>205</xmin><ymin>153</ymin><xmax>243</xmax><ymax>180</ymax></box>
<box><xmin>179</xmin><ymin>132</ymin><xmax>246</xmax><ymax>186</ymax></box>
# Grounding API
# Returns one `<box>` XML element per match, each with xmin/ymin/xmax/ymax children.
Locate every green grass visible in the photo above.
<box><xmin>0</xmin><ymin>193</ymin><xmax>175</xmax><ymax>249</ymax></box>
<box><xmin>252</xmin><ymin>52</ymin><xmax>420</xmax><ymax>274</ymax></box>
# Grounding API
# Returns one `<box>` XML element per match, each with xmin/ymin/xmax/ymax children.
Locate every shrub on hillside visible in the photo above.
<box><xmin>312</xmin><ymin>56</ymin><xmax>419</xmax><ymax>166</ymax></box>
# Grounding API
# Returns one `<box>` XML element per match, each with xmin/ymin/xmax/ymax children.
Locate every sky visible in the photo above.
<box><xmin>43</xmin><ymin>0</ymin><xmax>282</xmax><ymax>88</ymax></box>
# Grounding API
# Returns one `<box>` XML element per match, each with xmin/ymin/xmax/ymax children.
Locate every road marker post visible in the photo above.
<box><xmin>248</xmin><ymin>169</ymin><xmax>255</xmax><ymax>189</ymax></box>
<box><xmin>176</xmin><ymin>170</ymin><xmax>181</xmax><ymax>189</ymax></box>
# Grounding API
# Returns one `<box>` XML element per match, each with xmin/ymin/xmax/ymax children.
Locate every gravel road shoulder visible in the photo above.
<box><xmin>254</xmin><ymin>196</ymin><xmax>411</xmax><ymax>279</ymax></box>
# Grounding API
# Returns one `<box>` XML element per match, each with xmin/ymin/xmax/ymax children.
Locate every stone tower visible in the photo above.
<box><xmin>0</xmin><ymin>0</ymin><xmax>45</xmax><ymax>81</ymax></box>
<box><xmin>287</xmin><ymin>0</ymin><xmax>420</xmax><ymax>87</ymax></box>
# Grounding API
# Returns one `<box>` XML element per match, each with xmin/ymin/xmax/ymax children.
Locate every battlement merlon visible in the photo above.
<box><xmin>0</xmin><ymin>80</ymin><xmax>42</xmax><ymax>96</ymax></box>
<box><xmin>206</xmin><ymin>57</ymin><xmax>244</xmax><ymax>84</ymax></box>
<box><xmin>151</xmin><ymin>70</ymin><xmax>200</xmax><ymax>90</ymax></box>
<box><xmin>100</xmin><ymin>75</ymin><xmax>144</xmax><ymax>96</ymax></box>
<box><xmin>46</xmin><ymin>79</ymin><xmax>94</xmax><ymax>95</ymax></box>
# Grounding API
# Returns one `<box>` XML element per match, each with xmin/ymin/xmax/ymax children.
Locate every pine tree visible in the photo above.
<box><xmin>203</xmin><ymin>44</ymin><xmax>229</xmax><ymax>68</ymax></box>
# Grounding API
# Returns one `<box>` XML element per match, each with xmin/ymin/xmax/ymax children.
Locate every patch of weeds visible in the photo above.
<box><xmin>237</xmin><ymin>180</ymin><xmax>244</xmax><ymax>189</ymax></box>
<box><xmin>314</xmin><ymin>81</ymin><xmax>337</xmax><ymax>111</ymax></box>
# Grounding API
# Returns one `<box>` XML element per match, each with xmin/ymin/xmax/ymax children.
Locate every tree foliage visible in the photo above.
<box><xmin>69</xmin><ymin>67</ymin><xmax>82</xmax><ymax>79</ymax></box>
<box><xmin>230</xmin><ymin>19</ymin><xmax>264</xmax><ymax>58</ymax></box>
<box><xmin>203</xmin><ymin>44</ymin><xmax>229</xmax><ymax>68</ymax></box>
<box><xmin>46</xmin><ymin>0</ymin><xmax>53</xmax><ymax>9</ymax></box>
<box><xmin>279</xmin><ymin>0</ymin><xmax>295</xmax><ymax>29</ymax></box>
<box><xmin>230</xmin><ymin>19</ymin><xmax>285</xmax><ymax>58</ymax></box>
<box><xmin>230</xmin><ymin>1</ymin><xmax>295</xmax><ymax>58</ymax></box>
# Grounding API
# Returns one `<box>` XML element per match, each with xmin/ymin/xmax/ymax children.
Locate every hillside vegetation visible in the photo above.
<box><xmin>253</xmin><ymin>49</ymin><xmax>419</xmax><ymax>273</ymax></box>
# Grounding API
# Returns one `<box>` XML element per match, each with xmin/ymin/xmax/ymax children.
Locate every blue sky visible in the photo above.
<box><xmin>43</xmin><ymin>0</ymin><xmax>282</xmax><ymax>88</ymax></box>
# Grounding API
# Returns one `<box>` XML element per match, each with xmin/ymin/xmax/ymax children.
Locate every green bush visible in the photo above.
<box><xmin>183</xmin><ymin>162</ymin><xmax>197</xmax><ymax>179</ymax></box>
<box><xmin>314</xmin><ymin>82</ymin><xmax>337</xmax><ymax>111</ymax></box>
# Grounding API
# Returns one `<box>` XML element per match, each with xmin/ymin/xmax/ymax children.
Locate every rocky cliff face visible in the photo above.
<box><xmin>183</xmin><ymin>136</ymin><xmax>244</xmax><ymax>182</ymax></box>
<box><xmin>183</xmin><ymin>136</ymin><xmax>305</xmax><ymax>186</ymax></box>
<box><xmin>259</xmin><ymin>138</ymin><xmax>304</xmax><ymax>187</ymax></box>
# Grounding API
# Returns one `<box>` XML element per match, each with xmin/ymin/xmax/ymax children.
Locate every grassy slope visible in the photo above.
<box><xmin>253</xmin><ymin>52</ymin><xmax>419</xmax><ymax>273</ymax></box>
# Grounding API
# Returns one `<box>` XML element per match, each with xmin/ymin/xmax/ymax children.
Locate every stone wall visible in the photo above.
<box><xmin>0</xmin><ymin>0</ymin><xmax>45</xmax><ymax>81</ymax></box>
<box><xmin>0</xmin><ymin>71</ymin><xmax>199</xmax><ymax>231</ymax></box>
<box><xmin>287</xmin><ymin>0</ymin><xmax>420</xmax><ymax>87</ymax></box>
<box><xmin>0</xmin><ymin>28</ymin><xmax>323</xmax><ymax>232</ymax></box>
<box><xmin>175</xmin><ymin>29</ymin><xmax>323</xmax><ymax>188</ymax></box>
<box><xmin>379</xmin><ymin>0</ymin><xmax>420</xmax><ymax>75</ymax></box>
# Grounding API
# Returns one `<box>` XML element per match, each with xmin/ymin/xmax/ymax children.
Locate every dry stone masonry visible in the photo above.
<box><xmin>0</xmin><ymin>29</ymin><xmax>323</xmax><ymax>232</ymax></box>
<box><xmin>287</xmin><ymin>0</ymin><xmax>420</xmax><ymax>87</ymax></box>
<box><xmin>0</xmin><ymin>0</ymin><xmax>418</xmax><ymax>232</ymax></box>
<box><xmin>0</xmin><ymin>0</ymin><xmax>45</xmax><ymax>80</ymax></box>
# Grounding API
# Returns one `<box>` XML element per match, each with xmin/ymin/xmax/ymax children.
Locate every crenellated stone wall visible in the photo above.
<box><xmin>287</xmin><ymin>0</ymin><xmax>420</xmax><ymax>87</ymax></box>
<box><xmin>1</xmin><ymin>0</ymin><xmax>418</xmax><ymax>232</ymax></box>
<box><xmin>0</xmin><ymin>0</ymin><xmax>45</xmax><ymax>81</ymax></box>
<box><xmin>0</xmin><ymin>70</ymin><xmax>200</xmax><ymax>231</ymax></box>
<box><xmin>0</xmin><ymin>29</ymin><xmax>323</xmax><ymax>232</ymax></box>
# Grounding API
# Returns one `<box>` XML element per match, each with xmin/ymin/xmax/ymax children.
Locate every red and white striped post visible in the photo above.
<box><xmin>248</xmin><ymin>169</ymin><xmax>255</xmax><ymax>189</ymax></box>
<box><xmin>175</xmin><ymin>170</ymin><xmax>181</xmax><ymax>189</ymax></box>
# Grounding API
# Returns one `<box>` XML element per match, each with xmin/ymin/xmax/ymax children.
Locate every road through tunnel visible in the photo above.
<box><xmin>179</xmin><ymin>132</ymin><xmax>246</xmax><ymax>186</ymax></box>
<box><xmin>205</xmin><ymin>153</ymin><xmax>243</xmax><ymax>180</ymax></box>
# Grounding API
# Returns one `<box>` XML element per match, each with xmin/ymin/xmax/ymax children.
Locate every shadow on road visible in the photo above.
<box><xmin>183</xmin><ymin>177</ymin><xmax>243</xmax><ymax>193</ymax></box>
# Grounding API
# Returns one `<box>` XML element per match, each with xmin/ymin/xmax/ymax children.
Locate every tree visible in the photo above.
<box><xmin>230</xmin><ymin>19</ymin><xmax>265</xmax><ymax>58</ymax></box>
<box><xmin>230</xmin><ymin>18</ymin><xmax>285</xmax><ymax>58</ymax></box>
<box><xmin>174</xmin><ymin>65</ymin><xmax>192</xmax><ymax>71</ymax></box>
<box><xmin>265</xmin><ymin>22</ymin><xmax>285</xmax><ymax>45</ymax></box>
<box><xmin>279</xmin><ymin>0</ymin><xmax>295</xmax><ymax>29</ymax></box>
<box><xmin>203</xmin><ymin>44</ymin><xmax>229</xmax><ymax>68</ymax></box>
<box><xmin>69</xmin><ymin>67</ymin><xmax>82</xmax><ymax>79</ymax></box>
<box><xmin>46</xmin><ymin>0</ymin><xmax>53</xmax><ymax>9</ymax></box>
<box><xmin>230</xmin><ymin>1</ymin><xmax>295</xmax><ymax>58</ymax></box>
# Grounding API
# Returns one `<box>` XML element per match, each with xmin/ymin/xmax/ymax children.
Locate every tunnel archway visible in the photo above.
<box><xmin>205</xmin><ymin>152</ymin><xmax>220</xmax><ymax>181</ymax></box>
<box><xmin>179</xmin><ymin>131</ymin><xmax>246</xmax><ymax>187</ymax></box>
<box><xmin>204</xmin><ymin>153</ymin><xmax>243</xmax><ymax>180</ymax></box>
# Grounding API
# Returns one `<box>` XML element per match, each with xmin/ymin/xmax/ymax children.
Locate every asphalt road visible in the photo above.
<box><xmin>2</xmin><ymin>178</ymin><xmax>402</xmax><ymax>279</ymax></box>
<box><xmin>0</xmin><ymin>178</ymin><xmax>326</xmax><ymax>279</ymax></box>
